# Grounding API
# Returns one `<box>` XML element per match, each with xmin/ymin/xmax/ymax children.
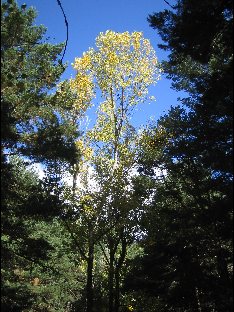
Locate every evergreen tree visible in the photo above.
<box><xmin>1</xmin><ymin>0</ymin><xmax>79</xmax><ymax>165</ymax></box>
<box><xmin>125</xmin><ymin>1</ymin><xmax>233</xmax><ymax>311</ymax></box>
<box><xmin>1</xmin><ymin>1</ymin><xmax>81</xmax><ymax>310</ymax></box>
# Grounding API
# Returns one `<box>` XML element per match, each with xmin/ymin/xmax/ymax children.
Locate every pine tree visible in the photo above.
<box><xmin>1</xmin><ymin>1</ymin><xmax>81</xmax><ymax>310</ymax></box>
<box><xmin>125</xmin><ymin>1</ymin><xmax>233</xmax><ymax>311</ymax></box>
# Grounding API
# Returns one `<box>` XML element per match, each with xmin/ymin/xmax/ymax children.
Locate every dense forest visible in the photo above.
<box><xmin>1</xmin><ymin>0</ymin><xmax>233</xmax><ymax>311</ymax></box>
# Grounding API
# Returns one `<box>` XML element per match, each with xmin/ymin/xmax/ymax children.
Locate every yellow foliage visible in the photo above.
<box><xmin>75</xmin><ymin>140</ymin><xmax>93</xmax><ymax>161</ymax></box>
<box><xmin>80</xmin><ymin>194</ymin><xmax>96</xmax><ymax>216</ymax></box>
<box><xmin>72</xmin><ymin>30</ymin><xmax>160</xmax><ymax>101</ymax></box>
<box><xmin>69</xmin><ymin>72</ymin><xmax>94</xmax><ymax>111</ymax></box>
<box><xmin>73</xmin><ymin>52</ymin><xmax>92</xmax><ymax>71</ymax></box>
<box><xmin>71</xmin><ymin>30</ymin><xmax>161</xmax><ymax>174</ymax></box>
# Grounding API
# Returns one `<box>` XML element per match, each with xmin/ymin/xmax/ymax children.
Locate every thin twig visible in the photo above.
<box><xmin>56</xmin><ymin>0</ymin><xmax>69</xmax><ymax>63</ymax></box>
<box><xmin>163</xmin><ymin>0</ymin><xmax>176</xmax><ymax>9</ymax></box>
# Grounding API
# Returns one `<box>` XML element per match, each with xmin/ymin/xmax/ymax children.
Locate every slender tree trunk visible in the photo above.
<box><xmin>72</xmin><ymin>165</ymin><xmax>77</xmax><ymax>196</ymax></box>
<box><xmin>114</xmin><ymin>268</ymin><xmax>120</xmax><ymax>312</ymax></box>
<box><xmin>86</xmin><ymin>232</ymin><xmax>94</xmax><ymax>312</ymax></box>
<box><xmin>114</xmin><ymin>236</ymin><xmax>127</xmax><ymax>312</ymax></box>
<box><xmin>108</xmin><ymin>246</ymin><xmax>115</xmax><ymax>312</ymax></box>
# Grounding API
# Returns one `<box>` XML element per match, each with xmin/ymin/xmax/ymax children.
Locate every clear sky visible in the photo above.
<box><xmin>17</xmin><ymin>0</ymin><xmax>184</xmax><ymax>129</ymax></box>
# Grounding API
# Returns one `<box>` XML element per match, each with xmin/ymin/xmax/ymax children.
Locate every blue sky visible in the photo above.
<box><xmin>17</xmin><ymin>0</ymin><xmax>184</xmax><ymax>129</ymax></box>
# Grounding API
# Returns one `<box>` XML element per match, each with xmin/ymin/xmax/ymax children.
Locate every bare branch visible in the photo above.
<box><xmin>163</xmin><ymin>0</ymin><xmax>176</xmax><ymax>9</ymax></box>
<box><xmin>56</xmin><ymin>0</ymin><xmax>69</xmax><ymax>63</ymax></box>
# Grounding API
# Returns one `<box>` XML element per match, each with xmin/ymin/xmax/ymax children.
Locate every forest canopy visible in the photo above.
<box><xmin>1</xmin><ymin>0</ymin><xmax>233</xmax><ymax>311</ymax></box>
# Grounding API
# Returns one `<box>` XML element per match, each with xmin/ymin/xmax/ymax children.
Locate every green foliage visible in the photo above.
<box><xmin>23</xmin><ymin>219</ymin><xmax>85</xmax><ymax>311</ymax></box>
<box><xmin>1</xmin><ymin>159</ymin><xmax>85</xmax><ymax>311</ymax></box>
<box><xmin>2</xmin><ymin>0</ymin><xmax>232</xmax><ymax>311</ymax></box>
<box><xmin>1</xmin><ymin>0</ymin><xmax>79</xmax><ymax>166</ymax></box>
<box><xmin>1</xmin><ymin>156</ymin><xmax>57</xmax><ymax>311</ymax></box>
<box><xmin>124</xmin><ymin>1</ymin><xmax>233</xmax><ymax>311</ymax></box>
<box><xmin>1</xmin><ymin>1</ymin><xmax>83</xmax><ymax>310</ymax></box>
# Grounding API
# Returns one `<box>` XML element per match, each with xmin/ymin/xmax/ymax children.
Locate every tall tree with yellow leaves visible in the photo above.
<box><xmin>68</xmin><ymin>30</ymin><xmax>160</xmax><ymax>312</ymax></box>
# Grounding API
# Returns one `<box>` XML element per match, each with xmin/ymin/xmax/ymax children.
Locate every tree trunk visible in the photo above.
<box><xmin>86</xmin><ymin>233</ymin><xmax>94</xmax><ymax>312</ymax></box>
<box><xmin>114</xmin><ymin>268</ymin><xmax>120</xmax><ymax>312</ymax></box>
<box><xmin>114</xmin><ymin>236</ymin><xmax>127</xmax><ymax>312</ymax></box>
<box><xmin>108</xmin><ymin>247</ymin><xmax>115</xmax><ymax>312</ymax></box>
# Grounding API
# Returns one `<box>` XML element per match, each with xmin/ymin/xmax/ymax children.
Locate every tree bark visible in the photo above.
<box><xmin>114</xmin><ymin>236</ymin><xmax>127</xmax><ymax>312</ymax></box>
<box><xmin>108</xmin><ymin>246</ymin><xmax>115</xmax><ymax>312</ymax></box>
<box><xmin>114</xmin><ymin>268</ymin><xmax>120</xmax><ymax>312</ymax></box>
<box><xmin>86</xmin><ymin>231</ymin><xmax>94</xmax><ymax>312</ymax></box>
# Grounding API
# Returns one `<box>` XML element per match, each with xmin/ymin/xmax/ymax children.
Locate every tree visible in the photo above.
<box><xmin>24</xmin><ymin>218</ymin><xmax>86</xmax><ymax>311</ymax></box>
<box><xmin>1</xmin><ymin>0</ymin><xmax>80</xmax><ymax>166</ymax></box>
<box><xmin>1</xmin><ymin>156</ymin><xmax>87</xmax><ymax>311</ymax></box>
<box><xmin>1</xmin><ymin>156</ymin><xmax>57</xmax><ymax>311</ymax></box>
<box><xmin>65</xmin><ymin>30</ymin><xmax>161</xmax><ymax>312</ymax></box>
<box><xmin>125</xmin><ymin>1</ymin><xmax>233</xmax><ymax>311</ymax></box>
<box><xmin>1</xmin><ymin>1</ymin><xmax>84</xmax><ymax>310</ymax></box>
<box><xmin>147</xmin><ymin>0</ymin><xmax>233</xmax><ymax>177</ymax></box>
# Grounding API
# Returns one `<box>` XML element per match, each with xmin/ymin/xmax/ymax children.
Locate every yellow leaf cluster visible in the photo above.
<box><xmin>69</xmin><ymin>72</ymin><xmax>94</xmax><ymax>111</ymax></box>
<box><xmin>80</xmin><ymin>194</ymin><xmax>96</xmax><ymax>216</ymax></box>
<box><xmin>75</xmin><ymin>140</ymin><xmax>93</xmax><ymax>161</ymax></box>
<box><xmin>72</xmin><ymin>30</ymin><xmax>161</xmax><ymax>103</ymax></box>
<box><xmin>73</xmin><ymin>52</ymin><xmax>92</xmax><ymax>71</ymax></box>
<box><xmin>71</xmin><ymin>30</ymin><xmax>161</xmax><ymax>173</ymax></box>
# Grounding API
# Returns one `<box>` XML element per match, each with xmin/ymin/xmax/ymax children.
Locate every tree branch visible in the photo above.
<box><xmin>163</xmin><ymin>0</ymin><xmax>176</xmax><ymax>9</ymax></box>
<box><xmin>98</xmin><ymin>242</ymin><xmax>110</xmax><ymax>265</ymax></box>
<box><xmin>63</xmin><ymin>221</ymin><xmax>88</xmax><ymax>261</ymax></box>
<box><xmin>56</xmin><ymin>0</ymin><xmax>69</xmax><ymax>63</ymax></box>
